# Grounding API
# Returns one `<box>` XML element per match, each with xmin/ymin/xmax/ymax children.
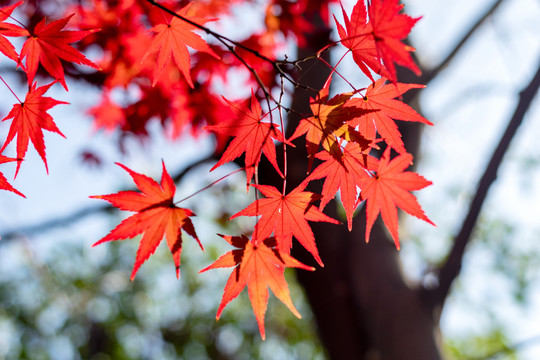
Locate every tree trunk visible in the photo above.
<box><xmin>279</xmin><ymin>7</ymin><xmax>443</xmax><ymax>360</ymax></box>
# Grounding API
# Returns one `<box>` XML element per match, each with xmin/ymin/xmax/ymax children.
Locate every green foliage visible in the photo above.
<box><xmin>0</xmin><ymin>231</ymin><xmax>325</xmax><ymax>359</ymax></box>
<box><xmin>443</xmin><ymin>327</ymin><xmax>518</xmax><ymax>360</ymax></box>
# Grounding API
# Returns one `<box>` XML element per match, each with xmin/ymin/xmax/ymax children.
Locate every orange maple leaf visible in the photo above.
<box><xmin>0</xmin><ymin>82</ymin><xmax>67</xmax><ymax>176</ymax></box>
<box><xmin>358</xmin><ymin>148</ymin><xmax>434</xmax><ymax>249</ymax></box>
<box><xmin>348</xmin><ymin>78</ymin><xmax>432</xmax><ymax>153</ymax></box>
<box><xmin>143</xmin><ymin>4</ymin><xmax>219</xmax><ymax>88</ymax></box>
<box><xmin>232</xmin><ymin>184</ymin><xmax>339</xmax><ymax>266</ymax></box>
<box><xmin>288</xmin><ymin>77</ymin><xmax>371</xmax><ymax>171</ymax></box>
<box><xmin>200</xmin><ymin>235</ymin><xmax>314</xmax><ymax>340</ymax></box>
<box><xmin>91</xmin><ymin>162</ymin><xmax>202</xmax><ymax>280</ymax></box>
<box><xmin>304</xmin><ymin>141</ymin><xmax>376</xmax><ymax>230</ymax></box>
<box><xmin>20</xmin><ymin>14</ymin><xmax>100</xmax><ymax>90</ymax></box>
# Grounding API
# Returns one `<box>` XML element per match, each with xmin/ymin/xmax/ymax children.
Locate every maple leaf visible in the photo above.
<box><xmin>20</xmin><ymin>14</ymin><xmax>100</xmax><ymax>90</ymax></box>
<box><xmin>87</xmin><ymin>92</ymin><xmax>126</xmax><ymax>132</ymax></box>
<box><xmin>91</xmin><ymin>162</ymin><xmax>202</xmax><ymax>280</ymax></box>
<box><xmin>288</xmin><ymin>78</ymin><xmax>372</xmax><ymax>171</ymax></box>
<box><xmin>232</xmin><ymin>184</ymin><xmax>339</xmax><ymax>266</ymax></box>
<box><xmin>200</xmin><ymin>235</ymin><xmax>314</xmax><ymax>340</ymax></box>
<box><xmin>0</xmin><ymin>82</ymin><xmax>67</xmax><ymax>176</ymax></box>
<box><xmin>348</xmin><ymin>78</ymin><xmax>432</xmax><ymax>153</ymax></box>
<box><xmin>358</xmin><ymin>148</ymin><xmax>434</xmax><ymax>249</ymax></box>
<box><xmin>235</xmin><ymin>33</ymin><xmax>279</xmax><ymax>89</ymax></box>
<box><xmin>368</xmin><ymin>0</ymin><xmax>421</xmax><ymax>83</ymax></box>
<box><xmin>265</xmin><ymin>0</ymin><xmax>313</xmax><ymax>47</ymax></box>
<box><xmin>187</xmin><ymin>81</ymin><xmax>236</xmax><ymax>146</ymax></box>
<box><xmin>334</xmin><ymin>1</ymin><xmax>388</xmax><ymax>82</ymax></box>
<box><xmin>206</xmin><ymin>91</ymin><xmax>285</xmax><ymax>187</ymax></box>
<box><xmin>0</xmin><ymin>1</ymin><xmax>29</xmax><ymax>64</ymax></box>
<box><xmin>304</xmin><ymin>141</ymin><xmax>376</xmax><ymax>230</ymax></box>
<box><xmin>0</xmin><ymin>154</ymin><xmax>24</xmax><ymax>197</ymax></box>
<box><xmin>143</xmin><ymin>4</ymin><xmax>219</xmax><ymax>88</ymax></box>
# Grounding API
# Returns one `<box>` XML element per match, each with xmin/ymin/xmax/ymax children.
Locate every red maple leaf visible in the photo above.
<box><xmin>304</xmin><ymin>141</ymin><xmax>376</xmax><ymax>230</ymax></box>
<box><xmin>20</xmin><ymin>14</ymin><xmax>100</xmax><ymax>90</ymax></box>
<box><xmin>0</xmin><ymin>82</ymin><xmax>67</xmax><ymax>176</ymax></box>
<box><xmin>348</xmin><ymin>78</ymin><xmax>432</xmax><ymax>153</ymax></box>
<box><xmin>358</xmin><ymin>148</ymin><xmax>434</xmax><ymax>249</ymax></box>
<box><xmin>87</xmin><ymin>92</ymin><xmax>126</xmax><ymax>132</ymax></box>
<box><xmin>91</xmin><ymin>162</ymin><xmax>202</xmax><ymax>280</ymax></box>
<box><xmin>200</xmin><ymin>235</ymin><xmax>314</xmax><ymax>340</ymax></box>
<box><xmin>0</xmin><ymin>154</ymin><xmax>24</xmax><ymax>197</ymax></box>
<box><xmin>206</xmin><ymin>91</ymin><xmax>285</xmax><ymax>186</ymax></box>
<box><xmin>369</xmin><ymin>0</ymin><xmax>421</xmax><ymax>82</ymax></box>
<box><xmin>234</xmin><ymin>33</ymin><xmax>279</xmax><ymax>89</ymax></box>
<box><xmin>265</xmin><ymin>0</ymin><xmax>313</xmax><ymax>47</ymax></box>
<box><xmin>143</xmin><ymin>4</ymin><xmax>219</xmax><ymax>88</ymax></box>
<box><xmin>232</xmin><ymin>184</ymin><xmax>339</xmax><ymax>266</ymax></box>
<box><xmin>288</xmin><ymin>78</ymin><xmax>371</xmax><ymax>171</ymax></box>
<box><xmin>0</xmin><ymin>1</ymin><xmax>29</xmax><ymax>64</ymax></box>
<box><xmin>334</xmin><ymin>1</ymin><xmax>387</xmax><ymax>82</ymax></box>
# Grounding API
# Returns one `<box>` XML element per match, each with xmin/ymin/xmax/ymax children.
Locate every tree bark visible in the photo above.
<box><xmin>278</xmin><ymin>7</ymin><xmax>443</xmax><ymax>360</ymax></box>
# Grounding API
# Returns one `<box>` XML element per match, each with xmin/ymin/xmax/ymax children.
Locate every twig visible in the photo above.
<box><xmin>145</xmin><ymin>0</ymin><xmax>322</xmax><ymax>107</ymax></box>
<box><xmin>429</xmin><ymin>56</ymin><xmax>540</xmax><ymax>306</ymax></box>
<box><xmin>0</xmin><ymin>154</ymin><xmax>217</xmax><ymax>244</ymax></box>
<box><xmin>421</xmin><ymin>0</ymin><xmax>506</xmax><ymax>84</ymax></box>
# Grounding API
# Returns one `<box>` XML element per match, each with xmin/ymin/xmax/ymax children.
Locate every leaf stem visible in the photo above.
<box><xmin>279</xmin><ymin>76</ymin><xmax>288</xmax><ymax>195</ymax></box>
<box><xmin>1</xmin><ymin>7</ymin><xmax>28</xmax><ymax>30</ymax></box>
<box><xmin>0</xmin><ymin>75</ymin><xmax>22</xmax><ymax>103</ymax></box>
<box><xmin>319</xmin><ymin>52</ymin><xmax>358</xmax><ymax>93</ymax></box>
<box><xmin>174</xmin><ymin>166</ymin><xmax>246</xmax><ymax>205</ymax></box>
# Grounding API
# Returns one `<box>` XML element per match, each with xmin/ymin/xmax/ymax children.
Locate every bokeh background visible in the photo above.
<box><xmin>1</xmin><ymin>0</ymin><xmax>540</xmax><ymax>358</ymax></box>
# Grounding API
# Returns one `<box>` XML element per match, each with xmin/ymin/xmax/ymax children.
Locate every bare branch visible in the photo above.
<box><xmin>421</xmin><ymin>0</ymin><xmax>506</xmax><ymax>84</ymax></box>
<box><xmin>429</xmin><ymin>56</ymin><xmax>540</xmax><ymax>306</ymax></box>
<box><xmin>0</xmin><ymin>154</ymin><xmax>217</xmax><ymax>245</ymax></box>
<box><xmin>145</xmin><ymin>0</ymin><xmax>320</xmax><ymax>107</ymax></box>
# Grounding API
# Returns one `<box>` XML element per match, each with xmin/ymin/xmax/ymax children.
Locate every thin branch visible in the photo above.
<box><xmin>145</xmin><ymin>0</ymin><xmax>320</xmax><ymax>104</ymax></box>
<box><xmin>0</xmin><ymin>74</ymin><xmax>22</xmax><ymax>103</ymax></box>
<box><xmin>421</xmin><ymin>0</ymin><xmax>506</xmax><ymax>84</ymax></box>
<box><xmin>429</xmin><ymin>56</ymin><xmax>540</xmax><ymax>306</ymax></box>
<box><xmin>146</xmin><ymin>0</ymin><xmax>275</xmax><ymax>64</ymax></box>
<box><xmin>174</xmin><ymin>166</ymin><xmax>245</xmax><ymax>205</ymax></box>
<box><xmin>0</xmin><ymin>154</ymin><xmax>217</xmax><ymax>245</ymax></box>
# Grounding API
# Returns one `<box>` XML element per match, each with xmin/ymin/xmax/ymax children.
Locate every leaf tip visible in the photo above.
<box><xmin>130</xmin><ymin>270</ymin><xmax>138</xmax><ymax>281</ymax></box>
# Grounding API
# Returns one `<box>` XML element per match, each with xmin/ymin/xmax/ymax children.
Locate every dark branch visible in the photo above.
<box><xmin>0</xmin><ymin>154</ymin><xmax>217</xmax><ymax>245</ymax></box>
<box><xmin>145</xmin><ymin>0</ymin><xmax>320</xmax><ymax>107</ymax></box>
<box><xmin>429</xmin><ymin>57</ymin><xmax>540</xmax><ymax>306</ymax></box>
<box><xmin>420</xmin><ymin>0</ymin><xmax>506</xmax><ymax>84</ymax></box>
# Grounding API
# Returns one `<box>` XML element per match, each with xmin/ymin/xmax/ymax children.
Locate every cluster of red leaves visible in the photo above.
<box><xmin>0</xmin><ymin>1</ymin><xmax>98</xmax><ymax>195</ymax></box>
<box><xmin>70</xmin><ymin>0</ymin><xmax>281</xmax><ymax>141</ymax></box>
<box><xmin>335</xmin><ymin>0</ymin><xmax>420</xmax><ymax>83</ymax></box>
<box><xmin>0</xmin><ymin>0</ymin><xmax>435</xmax><ymax>339</ymax></box>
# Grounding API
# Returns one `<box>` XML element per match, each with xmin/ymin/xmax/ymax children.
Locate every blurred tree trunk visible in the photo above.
<box><xmin>274</xmin><ymin>6</ymin><xmax>442</xmax><ymax>360</ymax></box>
